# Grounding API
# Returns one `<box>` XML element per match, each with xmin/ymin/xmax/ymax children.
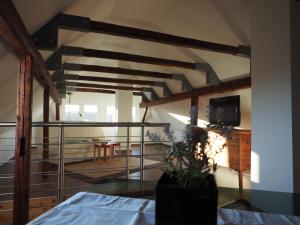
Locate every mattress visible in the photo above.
<box><xmin>27</xmin><ymin>192</ymin><xmax>300</xmax><ymax>225</ymax></box>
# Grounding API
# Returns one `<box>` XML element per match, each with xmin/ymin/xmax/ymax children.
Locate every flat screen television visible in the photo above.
<box><xmin>209</xmin><ymin>95</ymin><xmax>240</xmax><ymax>126</ymax></box>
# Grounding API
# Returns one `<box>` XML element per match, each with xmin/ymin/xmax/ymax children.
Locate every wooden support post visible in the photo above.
<box><xmin>142</xmin><ymin>107</ymin><xmax>149</xmax><ymax>123</ymax></box>
<box><xmin>190</xmin><ymin>96</ymin><xmax>198</xmax><ymax>126</ymax></box>
<box><xmin>42</xmin><ymin>87</ymin><xmax>49</xmax><ymax>177</ymax></box>
<box><xmin>13</xmin><ymin>54</ymin><xmax>33</xmax><ymax>225</ymax></box>
<box><xmin>56</xmin><ymin>103</ymin><xmax>60</xmax><ymax>121</ymax></box>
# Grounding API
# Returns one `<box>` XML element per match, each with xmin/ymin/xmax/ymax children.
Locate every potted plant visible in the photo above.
<box><xmin>147</xmin><ymin>106</ymin><xmax>223</xmax><ymax>225</ymax></box>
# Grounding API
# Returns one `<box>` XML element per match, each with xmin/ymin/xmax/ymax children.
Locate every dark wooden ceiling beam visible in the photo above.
<box><xmin>89</xmin><ymin>21</ymin><xmax>248</xmax><ymax>56</ymax></box>
<box><xmin>63</xmin><ymin>63</ymin><xmax>175</xmax><ymax>80</ymax></box>
<box><xmin>74</xmin><ymin>87</ymin><xmax>115</xmax><ymax>94</ymax></box>
<box><xmin>0</xmin><ymin>0</ymin><xmax>61</xmax><ymax>104</ymax></box>
<box><xmin>64</xmin><ymin>74</ymin><xmax>172</xmax><ymax>97</ymax></box>
<box><xmin>48</xmin><ymin>46</ymin><xmax>196</xmax><ymax>70</ymax></box>
<box><xmin>66</xmin><ymin>81</ymin><xmax>153</xmax><ymax>92</ymax></box>
<box><xmin>72</xmin><ymin>87</ymin><xmax>145</xmax><ymax>98</ymax></box>
<box><xmin>33</xmin><ymin>14</ymin><xmax>250</xmax><ymax>57</ymax></box>
<box><xmin>140</xmin><ymin>76</ymin><xmax>251</xmax><ymax>108</ymax></box>
<box><xmin>56</xmin><ymin>61</ymin><xmax>192</xmax><ymax>92</ymax></box>
<box><xmin>65</xmin><ymin>74</ymin><xmax>162</xmax><ymax>86</ymax></box>
<box><xmin>70</xmin><ymin>46</ymin><xmax>196</xmax><ymax>69</ymax></box>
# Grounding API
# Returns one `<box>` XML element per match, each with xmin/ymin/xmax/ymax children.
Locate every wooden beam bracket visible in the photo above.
<box><xmin>51</xmin><ymin>71</ymin><xmax>65</xmax><ymax>83</ymax></box>
<box><xmin>46</xmin><ymin>48</ymin><xmax>63</xmax><ymax>70</ymax></box>
<box><xmin>238</xmin><ymin>45</ymin><xmax>251</xmax><ymax>58</ymax></box>
<box><xmin>163</xmin><ymin>84</ymin><xmax>173</xmax><ymax>97</ymax></box>
<box><xmin>150</xmin><ymin>89</ymin><xmax>159</xmax><ymax>100</ymax></box>
<box><xmin>195</xmin><ymin>63</ymin><xmax>220</xmax><ymax>85</ymax></box>
<box><xmin>32</xmin><ymin>14</ymin><xmax>90</xmax><ymax>51</ymax></box>
<box><xmin>155</xmin><ymin>82</ymin><xmax>173</xmax><ymax>97</ymax></box>
<box><xmin>172</xmin><ymin>73</ymin><xmax>193</xmax><ymax>91</ymax></box>
<box><xmin>55</xmin><ymin>81</ymin><xmax>66</xmax><ymax>90</ymax></box>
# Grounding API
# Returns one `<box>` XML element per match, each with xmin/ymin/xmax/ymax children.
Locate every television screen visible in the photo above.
<box><xmin>209</xmin><ymin>95</ymin><xmax>240</xmax><ymax>126</ymax></box>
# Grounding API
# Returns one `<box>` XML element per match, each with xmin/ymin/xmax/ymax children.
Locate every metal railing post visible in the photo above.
<box><xmin>57</xmin><ymin>125</ymin><xmax>64</xmax><ymax>204</ymax></box>
<box><xmin>140</xmin><ymin>125</ymin><xmax>145</xmax><ymax>181</ymax></box>
<box><xmin>126</xmin><ymin>126</ymin><xmax>130</xmax><ymax>180</ymax></box>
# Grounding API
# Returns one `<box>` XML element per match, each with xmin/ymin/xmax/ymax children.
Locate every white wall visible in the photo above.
<box><xmin>145</xmin><ymin>89</ymin><xmax>251</xmax><ymax>167</ymax></box>
<box><xmin>147</xmin><ymin>89</ymin><xmax>251</xmax><ymax>131</ymax></box>
<box><xmin>61</xmin><ymin>91</ymin><xmax>116</xmax><ymax>138</ymax></box>
<box><xmin>0</xmin><ymin>50</ymin><xmax>58</xmax><ymax>165</ymax></box>
<box><xmin>0</xmin><ymin>51</ymin><xmax>18</xmax><ymax>165</ymax></box>
<box><xmin>53</xmin><ymin>92</ymin><xmax>144</xmax><ymax>161</ymax></box>
<box><xmin>251</xmin><ymin>0</ymin><xmax>294</xmax><ymax>193</ymax></box>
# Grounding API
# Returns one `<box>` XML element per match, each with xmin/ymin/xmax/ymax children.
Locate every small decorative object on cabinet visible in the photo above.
<box><xmin>148</xmin><ymin>106</ymin><xmax>223</xmax><ymax>225</ymax></box>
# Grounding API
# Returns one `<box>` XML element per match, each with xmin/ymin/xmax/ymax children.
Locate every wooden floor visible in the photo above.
<box><xmin>0</xmin><ymin>144</ymin><xmax>166</xmax><ymax>201</ymax></box>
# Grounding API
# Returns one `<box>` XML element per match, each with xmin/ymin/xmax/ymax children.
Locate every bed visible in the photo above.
<box><xmin>28</xmin><ymin>192</ymin><xmax>300</xmax><ymax>225</ymax></box>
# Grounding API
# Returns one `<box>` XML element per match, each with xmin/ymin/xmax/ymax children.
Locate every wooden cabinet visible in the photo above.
<box><xmin>227</xmin><ymin>130</ymin><xmax>251</xmax><ymax>190</ymax></box>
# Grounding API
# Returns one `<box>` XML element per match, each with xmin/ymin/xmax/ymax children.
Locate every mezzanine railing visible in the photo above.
<box><xmin>0</xmin><ymin>122</ymin><xmax>170</xmax><ymax>225</ymax></box>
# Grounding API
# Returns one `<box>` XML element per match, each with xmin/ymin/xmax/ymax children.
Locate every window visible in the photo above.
<box><xmin>64</xmin><ymin>104</ymin><xmax>80</xmax><ymax>121</ymax></box>
<box><xmin>83</xmin><ymin>105</ymin><xmax>98</xmax><ymax>121</ymax></box>
<box><xmin>106</xmin><ymin>106</ymin><xmax>116</xmax><ymax>122</ymax></box>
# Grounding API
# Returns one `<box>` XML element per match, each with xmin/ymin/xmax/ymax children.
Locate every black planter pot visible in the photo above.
<box><xmin>155</xmin><ymin>173</ymin><xmax>218</xmax><ymax>225</ymax></box>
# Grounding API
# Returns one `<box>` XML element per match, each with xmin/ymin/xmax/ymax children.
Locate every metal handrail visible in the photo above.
<box><xmin>0</xmin><ymin>121</ymin><xmax>170</xmax><ymax>127</ymax></box>
<box><xmin>0</xmin><ymin>121</ymin><xmax>170</xmax><ymax>215</ymax></box>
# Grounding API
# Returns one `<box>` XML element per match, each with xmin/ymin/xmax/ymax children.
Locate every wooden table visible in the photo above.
<box><xmin>93</xmin><ymin>142</ymin><xmax>120</xmax><ymax>164</ymax></box>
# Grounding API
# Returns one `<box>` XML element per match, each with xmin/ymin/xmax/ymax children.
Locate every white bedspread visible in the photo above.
<box><xmin>27</xmin><ymin>192</ymin><xmax>300</xmax><ymax>225</ymax></box>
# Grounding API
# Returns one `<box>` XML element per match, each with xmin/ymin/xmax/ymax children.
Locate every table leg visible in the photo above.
<box><xmin>93</xmin><ymin>145</ymin><xmax>96</xmax><ymax>163</ymax></box>
<box><xmin>109</xmin><ymin>145</ymin><xmax>113</xmax><ymax>163</ymax></box>
<box><xmin>98</xmin><ymin>146</ymin><xmax>101</xmax><ymax>165</ymax></box>
<box><xmin>104</xmin><ymin>147</ymin><xmax>107</xmax><ymax>162</ymax></box>
<box><xmin>238</xmin><ymin>171</ymin><xmax>243</xmax><ymax>191</ymax></box>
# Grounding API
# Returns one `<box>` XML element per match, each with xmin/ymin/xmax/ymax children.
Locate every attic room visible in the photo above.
<box><xmin>0</xmin><ymin>0</ymin><xmax>299</xmax><ymax>224</ymax></box>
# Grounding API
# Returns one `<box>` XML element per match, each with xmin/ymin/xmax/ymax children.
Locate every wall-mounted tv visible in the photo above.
<box><xmin>209</xmin><ymin>95</ymin><xmax>240</xmax><ymax>126</ymax></box>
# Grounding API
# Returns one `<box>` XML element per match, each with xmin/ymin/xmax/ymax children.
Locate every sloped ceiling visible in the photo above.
<box><xmin>0</xmin><ymin>0</ymin><xmax>251</xmax><ymax>164</ymax></box>
<box><xmin>11</xmin><ymin>0</ymin><xmax>250</xmax><ymax>97</ymax></box>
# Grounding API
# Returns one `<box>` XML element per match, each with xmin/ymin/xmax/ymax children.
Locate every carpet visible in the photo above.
<box><xmin>64</xmin><ymin>157</ymin><xmax>161</xmax><ymax>183</ymax></box>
